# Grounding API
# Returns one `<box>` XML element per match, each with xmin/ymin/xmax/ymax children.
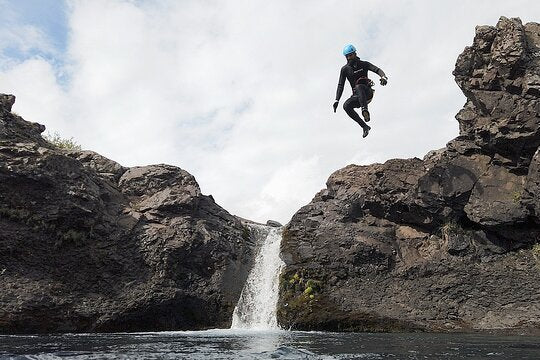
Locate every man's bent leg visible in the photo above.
<box><xmin>356</xmin><ymin>84</ymin><xmax>371</xmax><ymax>122</ymax></box>
<box><xmin>355</xmin><ymin>84</ymin><xmax>368</xmax><ymax>109</ymax></box>
<box><xmin>343</xmin><ymin>97</ymin><xmax>367</xmax><ymax>128</ymax></box>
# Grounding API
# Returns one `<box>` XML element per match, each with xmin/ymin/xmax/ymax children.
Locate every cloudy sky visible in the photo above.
<box><xmin>1</xmin><ymin>0</ymin><xmax>539</xmax><ymax>224</ymax></box>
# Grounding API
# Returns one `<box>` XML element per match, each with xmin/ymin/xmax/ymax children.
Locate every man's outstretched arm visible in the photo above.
<box><xmin>367</xmin><ymin>62</ymin><xmax>388</xmax><ymax>85</ymax></box>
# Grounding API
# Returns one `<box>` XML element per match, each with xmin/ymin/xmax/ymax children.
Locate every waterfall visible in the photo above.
<box><xmin>231</xmin><ymin>224</ymin><xmax>285</xmax><ymax>330</ymax></box>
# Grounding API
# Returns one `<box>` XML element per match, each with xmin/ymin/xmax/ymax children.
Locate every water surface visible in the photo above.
<box><xmin>1</xmin><ymin>329</ymin><xmax>539</xmax><ymax>359</ymax></box>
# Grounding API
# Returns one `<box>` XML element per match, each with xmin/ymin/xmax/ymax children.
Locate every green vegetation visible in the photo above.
<box><xmin>533</xmin><ymin>244</ymin><xmax>540</xmax><ymax>267</ymax></box>
<box><xmin>44</xmin><ymin>131</ymin><xmax>82</xmax><ymax>151</ymax></box>
<box><xmin>281</xmin><ymin>270</ymin><xmax>323</xmax><ymax>308</ymax></box>
<box><xmin>512</xmin><ymin>190</ymin><xmax>522</xmax><ymax>204</ymax></box>
<box><xmin>277</xmin><ymin>269</ymin><xmax>326</xmax><ymax>329</ymax></box>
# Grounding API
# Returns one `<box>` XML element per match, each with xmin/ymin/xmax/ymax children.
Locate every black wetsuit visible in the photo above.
<box><xmin>336</xmin><ymin>57</ymin><xmax>386</xmax><ymax>128</ymax></box>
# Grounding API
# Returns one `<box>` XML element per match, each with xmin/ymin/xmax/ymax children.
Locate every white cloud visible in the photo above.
<box><xmin>0</xmin><ymin>59</ymin><xmax>67</xmax><ymax>126</ymax></box>
<box><xmin>0</xmin><ymin>25</ymin><xmax>55</xmax><ymax>58</ymax></box>
<box><xmin>1</xmin><ymin>0</ymin><xmax>539</xmax><ymax>224</ymax></box>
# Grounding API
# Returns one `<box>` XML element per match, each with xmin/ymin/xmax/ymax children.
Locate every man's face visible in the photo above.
<box><xmin>346</xmin><ymin>52</ymin><xmax>356</xmax><ymax>62</ymax></box>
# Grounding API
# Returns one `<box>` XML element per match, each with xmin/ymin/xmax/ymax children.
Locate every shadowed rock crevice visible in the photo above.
<box><xmin>278</xmin><ymin>16</ymin><xmax>540</xmax><ymax>333</ymax></box>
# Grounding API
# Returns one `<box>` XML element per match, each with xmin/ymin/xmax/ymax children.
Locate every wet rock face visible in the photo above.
<box><xmin>0</xmin><ymin>99</ymin><xmax>255</xmax><ymax>333</ymax></box>
<box><xmin>278</xmin><ymin>17</ymin><xmax>540</xmax><ymax>333</ymax></box>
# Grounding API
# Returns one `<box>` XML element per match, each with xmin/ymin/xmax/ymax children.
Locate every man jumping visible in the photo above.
<box><xmin>333</xmin><ymin>44</ymin><xmax>388</xmax><ymax>138</ymax></box>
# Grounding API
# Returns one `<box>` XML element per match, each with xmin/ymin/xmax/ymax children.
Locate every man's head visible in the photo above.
<box><xmin>343</xmin><ymin>44</ymin><xmax>357</xmax><ymax>60</ymax></box>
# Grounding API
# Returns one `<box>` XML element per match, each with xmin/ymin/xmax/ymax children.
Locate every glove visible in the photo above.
<box><xmin>333</xmin><ymin>100</ymin><xmax>339</xmax><ymax>113</ymax></box>
<box><xmin>380</xmin><ymin>76</ymin><xmax>388</xmax><ymax>86</ymax></box>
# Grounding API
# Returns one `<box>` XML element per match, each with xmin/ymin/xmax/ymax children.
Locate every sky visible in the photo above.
<box><xmin>1</xmin><ymin>0</ymin><xmax>539</xmax><ymax>224</ymax></box>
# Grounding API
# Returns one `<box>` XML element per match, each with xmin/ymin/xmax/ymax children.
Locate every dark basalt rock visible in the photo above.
<box><xmin>267</xmin><ymin>220</ymin><xmax>283</xmax><ymax>227</ymax></box>
<box><xmin>278</xmin><ymin>17</ymin><xmax>540</xmax><ymax>333</ymax></box>
<box><xmin>454</xmin><ymin>17</ymin><xmax>540</xmax><ymax>169</ymax></box>
<box><xmin>524</xmin><ymin>148</ymin><xmax>540</xmax><ymax>220</ymax></box>
<box><xmin>0</xmin><ymin>98</ymin><xmax>256</xmax><ymax>333</ymax></box>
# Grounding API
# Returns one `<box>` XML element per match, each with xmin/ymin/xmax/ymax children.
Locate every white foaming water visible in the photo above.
<box><xmin>231</xmin><ymin>225</ymin><xmax>285</xmax><ymax>330</ymax></box>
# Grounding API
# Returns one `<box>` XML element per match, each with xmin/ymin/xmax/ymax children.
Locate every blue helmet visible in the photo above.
<box><xmin>343</xmin><ymin>44</ymin><xmax>356</xmax><ymax>56</ymax></box>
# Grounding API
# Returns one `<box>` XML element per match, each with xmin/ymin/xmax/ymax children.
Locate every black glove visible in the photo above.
<box><xmin>333</xmin><ymin>100</ymin><xmax>339</xmax><ymax>113</ymax></box>
<box><xmin>380</xmin><ymin>76</ymin><xmax>388</xmax><ymax>86</ymax></box>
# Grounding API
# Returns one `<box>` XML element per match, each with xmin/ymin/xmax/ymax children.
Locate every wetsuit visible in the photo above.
<box><xmin>336</xmin><ymin>57</ymin><xmax>386</xmax><ymax>128</ymax></box>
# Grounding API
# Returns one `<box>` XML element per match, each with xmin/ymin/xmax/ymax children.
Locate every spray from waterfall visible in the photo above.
<box><xmin>231</xmin><ymin>224</ymin><xmax>285</xmax><ymax>330</ymax></box>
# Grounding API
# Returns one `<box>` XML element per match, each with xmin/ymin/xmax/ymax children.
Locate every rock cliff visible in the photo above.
<box><xmin>278</xmin><ymin>17</ymin><xmax>540</xmax><ymax>332</ymax></box>
<box><xmin>0</xmin><ymin>94</ymin><xmax>256</xmax><ymax>333</ymax></box>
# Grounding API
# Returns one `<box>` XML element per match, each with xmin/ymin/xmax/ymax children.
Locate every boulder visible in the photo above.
<box><xmin>267</xmin><ymin>220</ymin><xmax>283</xmax><ymax>227</ymax></box>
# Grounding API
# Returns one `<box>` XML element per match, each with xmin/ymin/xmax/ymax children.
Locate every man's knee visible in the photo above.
<box><xmin>343</xmin><ymin>98</ymin><xmax>357</xmax><ymax>111</ymax></box>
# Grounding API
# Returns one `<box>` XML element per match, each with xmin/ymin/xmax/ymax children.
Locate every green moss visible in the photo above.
<box><xmin>306</xmin><ymin>279</ymin><xmax>322</xmax><ymax>292</ymax></box>
<box><xmin>512</xmin><ymin>190</ymin><xmax>522</xmax><ymax>203</ymax></box>
<box><xmin>278</xmin><ymin>269</ymin><xmax>423</xmax><ymax>332</ymax></box>
<box><xmin>533</xmin><ymin>244</ymin><xmax>540</xmax><ymax>266</ymax></box>
<box><xmin>279</xmin><ymin>269</ymin><xmax>324</xmax><ymax>321</ymax></box>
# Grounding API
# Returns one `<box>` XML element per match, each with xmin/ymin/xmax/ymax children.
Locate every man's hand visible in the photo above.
<box><xmin>333</xmin><ymin>100</ymin><xmax>339</xmax><ymax>113</ymax></box>
<box><xmin>380</xmin><ymin>76</ymin><xmax>388</xmax><ymax>86</ymax></box>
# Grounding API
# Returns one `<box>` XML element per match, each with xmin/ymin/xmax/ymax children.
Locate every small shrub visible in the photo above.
<box><xmin>44</xmin><ymin>131</ymin><xmax>82</xmax><ymax>151</ymax></box>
